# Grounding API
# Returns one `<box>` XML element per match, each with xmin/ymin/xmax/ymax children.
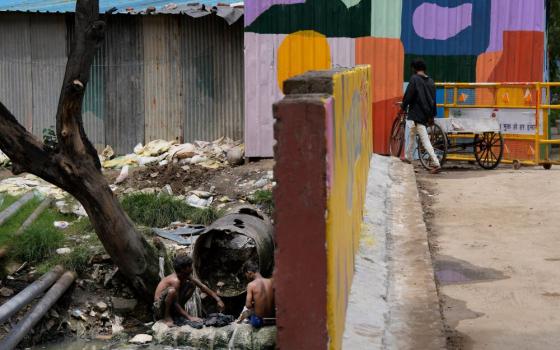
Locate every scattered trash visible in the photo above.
<box><xmin>54</xmin><ymin>221</ymin><xmax>70</xmax><ymax>230</ymax></box>
<box><xmin>227</xmin><ymin>146</ymin><xmax>244</xmax><ymax>166</ymax></box>
<box><xmin>190</xmin><ymin>190</ymin><xmax>212</xmax><ymax>198</ymax></box>
<box><xmin>186</xmin><ymin>194</ymin><xmax>213</xmax><ymax>209</ymax></box>
<box><xmin>115</xmin><ymin>165</ymin><xmax>130</xmax><ymax>184</ymax></box>
<box><xmin>101</xmin><ymin>146</ymin><xmax>115</xmax><ymax>160</ymax></box>
<box><xmin>153</xmin><ymin>225</ymin><xmax>205</xmax><ymax>245</ymax></box>
<box><xmin>112</xmin><ymin>315</ymin><xmax>124</xmax><ymax>334</ymax></box>
<box><xmin>56</xmin><ymin>248</ymin><xmax>72</xmax><ymax>255</ymax></box>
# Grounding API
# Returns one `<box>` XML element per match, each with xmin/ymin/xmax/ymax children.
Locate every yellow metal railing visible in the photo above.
<box><xmin>436</xmin><ymin>82</ymin><xmax>560</xmax><ymax>167</ymax></box>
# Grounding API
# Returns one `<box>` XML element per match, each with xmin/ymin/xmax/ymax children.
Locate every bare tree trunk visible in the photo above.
<box><xmin>0</xmin><ymin>0</ymin><xmax>161</xmax><ymax>300</ymax></box>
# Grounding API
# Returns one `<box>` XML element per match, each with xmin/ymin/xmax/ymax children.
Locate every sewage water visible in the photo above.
<box><xmin>35</xmin><ymin>339</ymin><xmax>185</xmax><ymax>350</ymax></box>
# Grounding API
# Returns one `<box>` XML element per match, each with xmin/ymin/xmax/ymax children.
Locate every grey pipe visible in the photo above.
<box><xmin>0</xmin><ymin>192</ymin><xmax>35</xmax><ymax>226</ymax></box>
<box><xmin>0</xmin><ymin>271</ymin><xmax>76</xmax><ymax>350</ymax></box>
<box><xmin>15</xmin><ymin>197</ymin><xmax>52</xmax><ymax>235</ymax></box>
<box><xmin>0</xmin><ymin>265</ymin><xmax>64</xmax><ymax>325</ymax></box>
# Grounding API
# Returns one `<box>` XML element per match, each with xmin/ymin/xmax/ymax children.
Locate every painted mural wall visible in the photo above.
<box><xmin>245</xmin><ymin>0</ymin><xmax>546</xmax><ymax>157</ymax></box>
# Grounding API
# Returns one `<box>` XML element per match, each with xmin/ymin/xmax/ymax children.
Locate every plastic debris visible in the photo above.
<box><xmin>54</xmin><ymin>221</ymin><xmax>70</xmax><ymax>229</ymax></box>
<box><xmin>186</xmin><ymin>194</ymin><xmax>213</xmax><ymax>209</ymax></box>
<box><xmin>115</xmin><ymin>165</ymin><xmax>129</xmax><ymax>184</ymax></box>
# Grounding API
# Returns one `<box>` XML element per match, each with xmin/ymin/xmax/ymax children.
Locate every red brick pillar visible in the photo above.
<box><xmin>273</xmin><ymin>95</ymin><xmax>330</xmax><ymax>349</ymax></box>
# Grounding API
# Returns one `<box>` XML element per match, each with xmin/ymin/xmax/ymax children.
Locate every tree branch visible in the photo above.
<box><xmin>0</xmin><ymin>103</ymin><xmax>68</xmax><ymax>188</ymax></box>
<box><xmin>56</xmin><ymin>0</ymin><xmax>104</xmax><ymax>169</ymax></box>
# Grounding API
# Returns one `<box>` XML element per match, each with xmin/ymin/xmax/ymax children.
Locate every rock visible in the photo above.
<box><xmin>162</xmin><ymin>184</ymin><xmax>173</xmax><ymax>196</ymax></box>
<box><xmin>227</xmin><ymin>147</ymin><xmax>244</xmax><ymax>166</ymax></box>
<box><xmin>140</xmin><ymin>187</ymin><xmax>158</xmax><ymax>194</ymax></box>
<box><xmin>0</xmin><ymin>287</ymin><xmax>14</xmax><ymax>297</ymax></box>
<box><xmin>254</xmin><ymin>178</ymin><xmax>269</xmax><ymax>188</ymax></box>
<box><xmin>111</xmin><ymin>297</ymin><xmax>137</xmax><ymax>313</ymax></box>
<box><xmin>70</xmin><ymin>309</ymin><xmax>87</xmax><ymax>322</ymax></box>
<box><xmin>89</xmin><ymin>310</ymin><xmax>97</xmax><ymax>317</ymax></box>
<box><xmin>129</xmin><ymin>334</ymin><xmax>153</xmax><ymax>344</ymax></box>
<box><xmin>100</xmin><ymin>311</ymin><xmax>110</xmax><ymax>321</ymax></box>
<box><xmin>95</xmin><ymin>301</ymin><xmax>108</xmax><ymax>312</ymax></box>
<box><xmin>56</xmin><ymin>248</ymin><xmax>72</xmax><ymax>255</ymax></box>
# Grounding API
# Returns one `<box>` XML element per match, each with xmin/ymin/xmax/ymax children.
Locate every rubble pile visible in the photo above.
<box><xmin>101</xmin><ymin>137</ymin><xmax>244</xmax><ymax>170</ymax></box>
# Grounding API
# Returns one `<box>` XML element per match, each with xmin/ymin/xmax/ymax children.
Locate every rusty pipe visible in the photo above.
<box><xmin>0</xmin><ymin>265</ymin><xmax>64</xmax><ymax>325</ymax></box>
<box><xmin>0</xmin><ymin>271</ymin><xmax>76</xmax><ymax>350</ymax></box>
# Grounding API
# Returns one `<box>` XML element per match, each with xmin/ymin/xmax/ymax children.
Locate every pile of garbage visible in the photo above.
<box><xmin>101</xmin><ymin>138</ymin><xmax>244</xmax><ymax>170</ymax></box>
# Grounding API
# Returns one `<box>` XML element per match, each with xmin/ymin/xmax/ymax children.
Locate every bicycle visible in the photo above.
<box><xmin>388</xmin><ymin>103</ymin><xmax>447</xmax><ymax>169</ymax></box>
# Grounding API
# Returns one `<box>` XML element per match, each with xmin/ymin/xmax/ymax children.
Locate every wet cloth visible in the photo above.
<box><xmin>249</xmin><ymin>314</ymin><xmax>264</xmax><ymax>328</ymax></box>
<box><xmin>174</xmin><ymin>316</ymin><xmax>204</xmax><ymax>329</ymax></box>
<box><xmin>204</xmin><ymin>313</ymin><xmax>235</xmax><ymax>327</ymax></box>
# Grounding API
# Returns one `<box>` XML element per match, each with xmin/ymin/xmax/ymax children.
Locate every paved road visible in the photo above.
<box><xmin>418</xmin><ymin>166</ymin><xmax>560</xmax><ymax>350</ymax></box>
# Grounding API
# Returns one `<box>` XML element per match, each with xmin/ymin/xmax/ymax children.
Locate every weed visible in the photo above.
<box><xmin>250</xmin><ymin>190</ymin><xmax>274</xmax><ymax>214</ymax></box>
<box><xmin>11</xmin><ymin>225</ymin><xmax>64</xmax><ymax>262</ymax></box>
<box><xmin>122</xmin><ymin>193</ymin><xmax>221</xmax><ymax>227</ymax></box>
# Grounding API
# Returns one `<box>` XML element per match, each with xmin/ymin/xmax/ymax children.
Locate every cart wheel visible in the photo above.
<box><xmin>418</xmin><ymin>123</ymin><xmax>447</xmax><ymax>170</ymax></box>
<box><xmin>474</xmin><ymin>132</ymin><xmax>503</xmax><ymax>170</ymax></box>
<box><xmin>389</xmin><ymin>116</ymin><xmax>405</xmax><ymax>157</ymax></box>
<box><xmin>543</xmin><ymin>163</ymin><xmax>552</xmax><ymax>170</ymax></box>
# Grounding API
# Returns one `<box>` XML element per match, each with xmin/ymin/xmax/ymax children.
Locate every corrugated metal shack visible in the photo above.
<box><xmin>0</xmin><ymin>0</ymin><xmax>244</xmax><ymax>154</ymax></box>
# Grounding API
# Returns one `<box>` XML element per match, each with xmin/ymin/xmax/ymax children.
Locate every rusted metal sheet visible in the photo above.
<box><xmin>0</xmin><ymin>13</ymin><xmax>32</xmax><ymax>130</ymax></box>
<box><xmin>182</xmin><ymin>15</ymin><xmax>244</xmax><ymax>143</ymax></box>
<box><xmin>143</xmin><ymin>16</ymin><xmax>184</xmax><ymax>143</ymax></box>
<box><xmin>104</xmin><ymin>15</ymin><xmax>145</xmax><ymax>155</ymax></box>
<box><xmin>30</xmin><ymin>14</ymin><xmax>66</xmax><ymax>138</ymax></box>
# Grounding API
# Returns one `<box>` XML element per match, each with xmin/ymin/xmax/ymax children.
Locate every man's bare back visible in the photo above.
<box><xmin>154</xmin><ymin>274</ymin><xmax>180</xmax><ymax>301</ymax></box>
<box><xmin>247</xmin><ymin>277</ymin><xmax>275</xmax><ymax>318</ymax></box>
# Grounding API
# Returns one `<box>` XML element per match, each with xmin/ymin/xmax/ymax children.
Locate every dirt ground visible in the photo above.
<box><xmin>417</xmin><ymin>164</ymin><xmax>560</xmax><ymax>350</ymax></box>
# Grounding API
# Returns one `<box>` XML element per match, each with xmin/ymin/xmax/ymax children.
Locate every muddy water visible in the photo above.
<box><xmin>36</xmin><ymin>339</ymin><xmax>181</xmax><ymax>350</ymax></box>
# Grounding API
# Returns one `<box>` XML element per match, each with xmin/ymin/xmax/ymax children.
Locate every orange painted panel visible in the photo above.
<box><xmin>356</xmin><ymin>37</ymin><xmax>404</xmax><ymax>154</ymax></box>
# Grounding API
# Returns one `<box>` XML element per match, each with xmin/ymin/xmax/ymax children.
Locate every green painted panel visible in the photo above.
<box><xmin>245</xmin><ymin>0</ymin><xmax>371</xmax><ymax>38</ymax></box>
<box><xmin>404</xmin><ymin>55</ymin><xmax>477</xmax><ymax>83</ymax></box>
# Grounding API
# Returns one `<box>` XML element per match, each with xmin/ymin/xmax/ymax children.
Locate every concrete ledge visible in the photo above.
<box><xmin>343</xmin><ymin>155</ymin><xmax>446</xmax><ymax>349</ymax></box>
<box><xmin>152</xmin><ymin>321</ymin><xmax>276</xmax><ymax>349</ymax></box>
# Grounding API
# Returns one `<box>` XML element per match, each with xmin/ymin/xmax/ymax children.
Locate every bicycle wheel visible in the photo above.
<box><xmin>389</xmin><ymin>116</ymin><xmax>405</xmax><ymax>157</ymax></box>
<box><xmin>418</xmin><ymin>123</ymin><xmax>448</xmax><ymax>170</ymax></box>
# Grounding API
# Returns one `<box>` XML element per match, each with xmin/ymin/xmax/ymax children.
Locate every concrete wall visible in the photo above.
<box><xmin>274</xmin><ymin>66</ymin><xmax>372</xmax><ymax>349</ymax></box>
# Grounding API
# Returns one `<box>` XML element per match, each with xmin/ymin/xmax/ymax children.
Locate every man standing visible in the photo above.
<box><xmin>402</xmin><ymin>59</ymin><xmax>441</xmax><ymax>174</ymax></box>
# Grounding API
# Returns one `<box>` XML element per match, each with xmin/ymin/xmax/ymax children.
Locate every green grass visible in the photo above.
<box><xmin>121</xmin><ymin>193</ymin><xmax>222</xmax><ymax>227</ymax></box>
<box><xmin>11</xmin><ymin>224</ymin><xmax>64</xmax><ymax>262</ymax></box>
<box><xmin>0</xmin><ymin>194</ymin><xmax>18</xmax><ymax>211</ymax></box>
<box><xmin>250</xmin><ymin>190</ymin><xmax>274</xmax><ymax>214</ymax></box>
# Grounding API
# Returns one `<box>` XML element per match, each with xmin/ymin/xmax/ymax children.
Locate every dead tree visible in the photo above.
<box><xmin>0</xmin><ymin>0</ymin><xmax>161</xmax><ymax>300</ymax></box>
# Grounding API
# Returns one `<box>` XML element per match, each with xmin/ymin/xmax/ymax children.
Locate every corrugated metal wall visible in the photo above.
<box><xmin>30</xmin><ymin>16</ymin><xmax>67</xmax><ymax>136</ymax></box>
<box><xmin>144</xmin><ymin>16</ymin><xmax>184</xmax><ymax>143</ymax></box>
<box><xmin>104</xmin><ymin>16</ymin><xmax>146</xmax><ymax>154</ymax></box>
<box><xmin>182</xmin><ymin>15</ymin><xmax>244</xmax><ymax>143</ymax></box>
<box><xmin>0</xmin><ymin>14</ymin><xmax>36</xmax><ymax>131</ymax></box>
<box><xmin>244</xmin><ymin>0</ymin><xmax>547</xmax><ymax>157</ymax></box>
<box><xmin>0</xmin><ymin>13</ymin><xmax>244</xmax><ymax>155</ymax></box>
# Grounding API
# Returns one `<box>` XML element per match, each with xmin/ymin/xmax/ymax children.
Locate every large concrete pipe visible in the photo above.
<box><xmin>193</xmin><ymin>205</ymin><xmax>274</xmax><ymax>298</ymax></box>
<box><xmin>0</xmin><ymin>271</ymin><xmax>76</xmax><ymax>350</ymax></box>
<box><xmin>0</xmin><ymin>265</ymin><xmax>64</xmax><ymax>325</ymax></box>
<box><xmin>16</xmin><ymin>197</ymin><xmax>52</xmax><ymax>235</ymax></box>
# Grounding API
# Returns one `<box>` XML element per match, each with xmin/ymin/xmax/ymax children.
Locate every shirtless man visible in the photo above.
<box><xmin>238</xmin><ymin>261</ymin><xmax>275</xmax><ymax>328</ymax></box>
<box><xmin>153</xmin><ymin>255</ymin><xmax>225</xmax><ymax>326</ymax></box>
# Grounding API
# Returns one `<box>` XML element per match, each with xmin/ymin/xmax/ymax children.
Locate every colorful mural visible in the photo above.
<box><xmin>245</xmin><ymin>0</ymin><xmax>546</xmax><ymax>157</ymax></box>
<box><xmin>325</xmin><ymin>66</ymin><xmax>372</xmax><ymax>350</ymax></box>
